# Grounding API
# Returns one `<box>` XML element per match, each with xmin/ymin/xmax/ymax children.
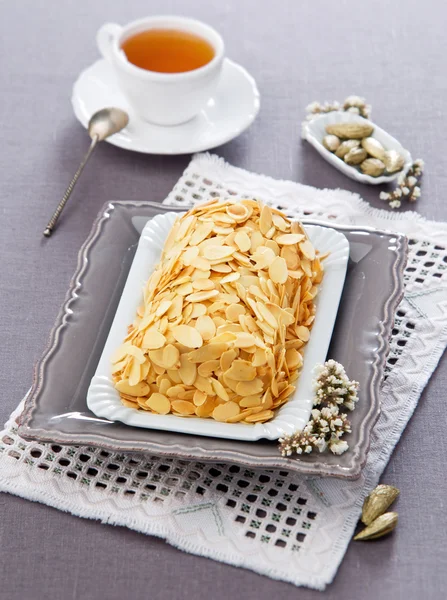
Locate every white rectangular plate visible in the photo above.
<box><xmin>87</xmin><ymin>213</ymin><xmax>349</xmax><ymax>441</ymax></box>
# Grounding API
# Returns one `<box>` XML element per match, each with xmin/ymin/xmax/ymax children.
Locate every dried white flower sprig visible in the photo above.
<box><xmin>306</xmin><ymin>95</ymin><xmax>371</xmax><ymax>121</ymax></box>
<box><xmin>313</xmin><ymin>360</ymin><xmax>359</xmax><ymax>411</ymax></box>
<box><xmin>379</xmin><ymin>159</ymin><xmax>424</xmax><ymax>209</ymax></box>
<box><xmin>278</xmin><ymin>360</ymin><xmax>359</xmax><ymax>457</ymax></box>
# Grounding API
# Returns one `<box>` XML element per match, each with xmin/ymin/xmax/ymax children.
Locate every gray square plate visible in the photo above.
<box><xmin>18</xmin><ymin>201</ymin><xmax>407</xmax><ymax>479</ymax></box>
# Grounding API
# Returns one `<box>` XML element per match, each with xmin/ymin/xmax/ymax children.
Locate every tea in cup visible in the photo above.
<box><xmin>97</xmin><ymin>16</ymin><xmax>224</xmax><ymax>126</ymax></box>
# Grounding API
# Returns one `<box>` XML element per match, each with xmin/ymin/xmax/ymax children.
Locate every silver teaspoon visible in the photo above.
<box><xmin>43</xmin><ymin>107</ymin><xmax>129</xmax><ymax>237</ymax></box>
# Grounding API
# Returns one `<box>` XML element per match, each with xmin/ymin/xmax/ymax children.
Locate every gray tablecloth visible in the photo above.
<box><xmin>1</xmin><ymin>1</ymin><xmax>446</xmax><ymax>599</ymax></box>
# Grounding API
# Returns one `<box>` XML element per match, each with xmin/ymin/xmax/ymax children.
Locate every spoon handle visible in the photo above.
<box><xmin>43</xmin><ymin>135</ymin><xmax>99</xmax><ymax>237</ymax></box>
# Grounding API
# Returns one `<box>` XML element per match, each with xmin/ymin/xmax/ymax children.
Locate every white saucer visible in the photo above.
<box><xmin>71</xmin><ymin>58</ymin><xmax>260</xmax><ymax>155</ymax></box>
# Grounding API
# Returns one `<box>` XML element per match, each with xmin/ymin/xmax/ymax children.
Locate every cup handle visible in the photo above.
<box><xmin>96</xmin><ymin>23</ymin><xmax>122</xmax><ymax>61</ymax></box>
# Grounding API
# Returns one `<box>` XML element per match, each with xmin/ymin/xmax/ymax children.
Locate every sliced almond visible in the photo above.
<box><xmin>115</xmin><ymin>379</ymin><xmax>149</xmax><ymax>397</ymax></box>
<box><xmin>162</xmin><ymin>344</ymin><xmax>180</xmax><ymax>369</ymax></box>
<box><xmin>239</xmin><ymin>394</ymin><xmax>262</xmax><ymax>408</ymax></box>
<box><xmin>191</xmin><ymin>268</ymin><xmax>211</xmax><ymax>281</ymax></box>
<box><xmin>195</xmin><ymin>397</ymin><xmax>216</xmax><ymax>417</ymax></box>
<box><xmin>128</xmin><ymin>359</ymin><xmax>142</xmax><ymax>387</ymax></box>
<box><xmin>259</xmin><ymin>204</ymin><xmax>273</xmax><ymax>235</ymax></box>
<box><xmin>178</xmin><ymin>389</ymin><xmax>195</xmax><ymax>401</ymax></box>
<box><xmin>153</xmin><ymin>364</ymin><xmax>166</xmax><ymax>376</ymax></box>
<box><xmin>250</xmin><ymin>230</ymin><xmax>264</xmax><ymax>251</ymax></box>
<box><xmin>244</xmin><ymin>409</ymin><xmax>274</xmax><ymax>423</ymax></box>
<box><xmin>155</xmin><ymin>300</ymin><xmax>172</xmax><ymax>318</ymax></box>
<box><xmin>188</xmin><ymin>343</ymin><xmax>228</xmax><ymax>363</ymax></box>
<box><xmin>269</xmin><ymin>256</ymin><xmax>288</xmax><ymax>284</ymax></box>
<box><xmin>176</xmin><ymin>282</ymin><xmax>194</xmax><ymax>296</ymax></box>
<box><xmin>148</xmin><ymin>349</ymin><xmax>165</xmax><ymax>367</ymax></box>
<box><xmin>120</xmin><ymin>397</ymin><xmax>139</xmax><ymax>409</ymax></box>
<box><xmin>193</xmin><ymin>389</ymin><xmax>207</xmax><ymax>406</ymax></box>
<box><xmin>248</xmin><ymin>285</ymin><xmax>270</xmax><ymax>303</ymax></box>
<box><xmin>216</xmin><ymin>293</ymin><xmax>240</xmax><ymax>305</ymax></box>
<box><xmin>285</xmin><ymin>348</ymin><xmax>303</xmax><ymax>370</ymax></box>
<box><xmin>210</xmin><ymin>263</ymin><xmax>232</xmax><ymax>273</ymax></box>
<box><xmin>225</xmin><ymin>304</ymin><xmax>246</xmax><ymax>322</ymax></box>
<box><xmin>178</xmin><ymin>353</ymin><xmax>197</xmax><ymax>386</ymax></box>
<box><xmin>212</xmin><ymin>401</ymin><xmax>240</xmax><ymax>422</ymax></box>
<box><xmin>213</xmin><ymin>225</ymin><xmax>234</xmax><ymax>235</ymax></box>
<box><xmin>111</xmin><ymin>343</ymin><xmax>133</xmax><ymax>364</ymax></box>
<box><xmin>225</xmin><ymin>360</ymin><xmax>257</xmax><ymax>381</ymax></box>
<box><xmin>190</xmin><ymin>303</ymin><xmax>207</xmax><ymax>318</ymax></box>
<box><xmin>195</xmin><ymin>315</ymin><xmax>217</xmax><ymax>341</ymax></box>
<box><xmin>112</xmin><ymin>358</ymin><xmax>128</xmax><ymax>374</ymax></box>
<box><xmin>171</xmin><ymin>400</ymin><xmax>196</xmax><ymax>415</ymax></box>
<box><xmin>225</xmin><ymin>408</ymin><xmax>255</xmax><ymax>422</ymax></box>
<box><xmin>275</xmin><ymin>233</ymin><xmax>305</xmax><ymax>245</ymax></box>
<box><xmin>166</xmin><ymin>384</ymin><xmax>186</xmax><ymax>398</ymax></box>
<box><xmin>175</xmin><ymin>215</ymin><xmax>195</xmax><ymax>242</ymax></box>
<box><xmin>220</xmin><ymin>271</ymin><xmax>241</xmax><ymax>284</ymax></box>
<box><xmin>252</xmin><ymin>347</ymin><xmax>267</xmax><ymax>367</ymax></box>
<box><xmin>172</xmin><ymin>325</ymin><xmax>203</xmax><ymax>348</ymax></box>
<box><xmin>203</xmin><ymin>246</ymin><xmax>235</xmax><ymax>260</ymax></box>
<box><xmin>185</xmin><ymin>289</ymin><xmax>219</xmax><ymax>303</ymax></box>
<box><xmin>158</xmin><ymin>377</ymin><xmax>171</xmax><ymax>396</ymax></box>
<box><xmin>276</xmin><ymin>384</ymin><xmax>295</xmax><ymax>403</ymax></box>
<box><xmin>182</xmin><ymin>246</ymin><xmax>200</xmax><ymax>266</ymax></box>
<box><xmin>226</xmin><ymin>203</ymin><xmax>252</xmax><ymax>222</ymax></box>
<box><xmin>301</xmin><ymin>259</ymin><xmax>312</xmax><ymax>277</ymax></box>
<box><xmin>147</xmin><ymin>393</ymin><xmax>171</xmax><ymax>415</ymax></box>
<box><xmin>190</xmin><ymin>256</ymin><xmax>211</xmax><ymax>271</ymax></box>
<box><xmin>212</xmin><ymin>332</ymin><xmax>238</xmax><ymax>344</ymax></box>
<box><xmin>189</xmin><ymin>222</ymin><xmax>214</xmax><ymax>246</ymax></box>
<box><xmin>121</xmin><ymin>344</ymin><xmax>146</xmax><ymax>364</ymax></box>
<box><xmin>234</xmin><ymin>231</ymin><xmax>251</xmax><ymax>252</ymax></box>
<box><xmin>137</xmin><ymin>396</ymin><xmax>151</xmax><ymax>410</ymax></box>
<box><xmin>236</xmin><ymin>378</ymin><xmax>264</xmax><ymax>396</ymax></box>
<box><xmin>272</xmin><ymin>213</ymin><xmax>289</xmax><ymax>232</ymax></box>
<box><xmin>192</xmin><ymin>279</ymin><xmax>215</xmax><ymax>291</ymax></box>
<box><xmin>223</xmin><ymin>375</ymin><xmax>240</xmax><ymax>393</ymax></box>
<box><xmin>253</xmin><ymin>246</ymin><xmax>276</xmax><ymax>269</ymax></box>
<box><xmin>281</xmin><ymin>246</ymin><xmax>300</xmax><ymax>270</ymax></box>
<box><xmin>197</xmin><ymin>360</ymin><xmax>220</xmax><ymax>378</ymax></box>
<box><xmin>233</xmin><ymin>332</ymin><xmax>257</xmax><ymax>348</ymax></box>
<box><xmin>296</xmin><ymin>325</ymin><xmax>310</xmax><ymax>342</ymax></box>
<box><xmin>256</xmin><ymin>302</ymin><xmax>278</xmax><ymax>329</ymax></box>
<box><xmin>194</xmin><ymin>375</ymin><xmax>215</xmax><ymax>396</ymax></box>
<box><xmin>211</xmin><ymin>378</ymin><xmax>230</xmax><ymax>401</ymax></box>
<box><xmin>217</xmin><ymin>323</ymin><xmax>243</xmax><ymax>334</ymax></box>
<box><xmin>166</xmin><ymin>369</ymin><xmax>182</xmax><ymax>384</ymax></box>
<box><xmin>299</xmin><ymin>239</ymin><xmax>316</xmax><ymax>260</ymax></box>
<box><xmin>220</xmin><ymin>348</ymin><xmax>238</xmax><ymax>372</ymax></box>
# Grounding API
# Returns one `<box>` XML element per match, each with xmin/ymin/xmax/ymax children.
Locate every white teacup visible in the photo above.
<box><xmin>96</xmin><ymin>16</ymin><xmax>224</xmax><ymax>126</ymax></box>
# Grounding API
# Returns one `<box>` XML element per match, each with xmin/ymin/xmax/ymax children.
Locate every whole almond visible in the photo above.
<box><xmin>335</xmin><ymin>139</ymin><xmax>360</xmax><ymax>159</ymax></box>
<box><xmin>362</xmin><ymin>484</ymin><xmax>400</xmax><ymax>525</ymax></box>
<box><xmin>354</xmin><ymin>512</ymin><xmax>398</xmax><ymax>541</ymax></box>
<box><xmin>322</xmin><ymin>134</ymin><xmax>340</xmax><ymax>152</ymax></box>
<box><xmin>344</xmin><ymin>147</ymin><xmax>368</xmax><ymax>165</ymax></box>
<box><xmin>360</xmin><ymin>158</ymin><xmax>386</xmax><ymax>177</ymax></box>
<box><xmin>384</xmin><ymin>150</ymin><xmax>405</xmax><ymax>173</ymax></box>
<box><xmin>361</xmin><ymin>137</ymin><xmax>386</xmax><ymax>161</ymax></box>
<box><xmin>326</xmin><ymin>122</ymin><xmax>374</xmax><ymax>139</ymax></box>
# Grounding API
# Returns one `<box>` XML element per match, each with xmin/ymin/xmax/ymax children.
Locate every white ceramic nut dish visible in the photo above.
<box><xmin>302</xmin><ymin>112</ymin><xmax>412</xmax><ymax>185</ymax></box>
<box><xmin>87</xmin><ymin>212</ymin><xmax>349</xmax><ymax>441</ymax></box>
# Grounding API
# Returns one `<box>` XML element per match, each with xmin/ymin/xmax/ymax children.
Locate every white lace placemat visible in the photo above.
<box><xmin>1</xmin><ymin>153</ymin><xmax>447</xmax><ymax>590</ymax></box>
